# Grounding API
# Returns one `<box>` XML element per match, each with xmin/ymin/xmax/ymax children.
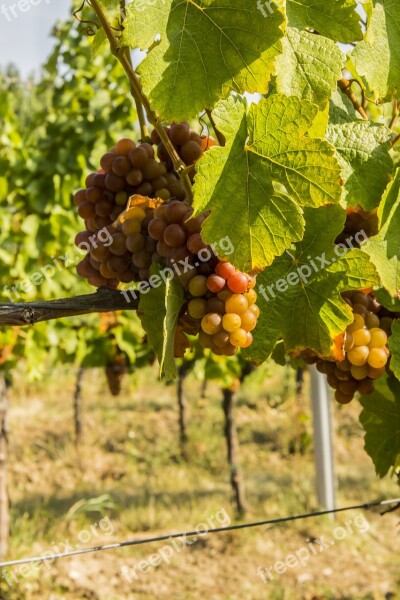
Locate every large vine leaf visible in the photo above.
<box><xmin>326</xmin><ymin>121</ymin><xmax>393</xmax><ymax>210</ymax></box>
<box><xmin>351</xmin><ymin>0</ymin><xmax>400</xmax><ymax>102</ymax></box>
<box><xmin>248</xmin><ymin>95</ymin><xmax>342</xmax><ymax>206</ymax></box>
<box><xmin>245</xmin><ymin>204</ymin><xmax>380</xmax><ymax>364</ymax></box>
<box><xmin>362</xmin><ymin>170</ymin><xmax>400</xmax><ymax>298</ymax></box>
<box><xmin>193</xmin><ymin>94</ymin><xmax>341</xmax><ymax>272</ymax></box>
<box><xmin>138</xmin><ymin>266</ymin><xmax>185</xmax><ymax>380</ymax></box>
<box><xmin>286</xmin><ymin>0</ymin><xmax>363</xmax><ymax>43</ymax></box>
<box><xmin>359</xmin><ymin>374</ymin><xmax>400</xmax><ymax>478</ymax></box>
<box><xmin>122</xmin><ymin>0</ymin><xmax>285</xmax><ymax>121</ymax></box>
<box><xmin>275</xmin><ymin>27</ymin><xmax>344</xmax><ymax>109</ymax></box>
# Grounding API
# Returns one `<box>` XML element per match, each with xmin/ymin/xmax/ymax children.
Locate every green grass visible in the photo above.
<box><xmin>1</xmin><ymin>363</ymin><xmax>399</xmax><ymax>599</ymax></box>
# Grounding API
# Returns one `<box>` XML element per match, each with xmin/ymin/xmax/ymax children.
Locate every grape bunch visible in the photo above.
<box><xmin>76</xmin><ymin>204</ymin><xmax>157</xmax><ymax>288</ymax></box>
<box><xmin>74</xmin><ymin>135</ymin><xmax>261</xmax><ymax>357</ymax></box>
<box><xmin>177</xmin><ymin>260</ymin><xmax>259</xmax><ymax>357</ymax></box>
<box><xmin>335</xmin><ymin>207</ymin><xmax>379</xmax><ymax>247</ymax></box>
<box><xmin>151</xmin><ymin>122</ymin><xmax>216</xmax><ymax>177</ymax></box>
<box><xmin>74</xmin><ymin>137</ymin><xmax>184</xmax><ymax>233</ymax></box>
<box><xmin>105</xmin><ymin>353</ymin><xmax>128</xmax><ymax>397</ymax></box>
<box><xmin>316</xmin><ymin>291</ymin><xmax>392</xmax><ymax>404</ymax></box>
<box><xmin>74</xmin><ymin>137</ymin><xmax>187</xmax><ymax>287</ymax></box>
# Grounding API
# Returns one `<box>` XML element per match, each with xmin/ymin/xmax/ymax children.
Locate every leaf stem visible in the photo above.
<box><xmin>88</xmin><ymin>0</ymin><xmax>193</xmax><ymax>202</ymax></box>
<box><xmin>338</xmin><ymin>77</ymin><xmax>368</xmax><ymax>120</ymax></box>
<box><xmin>389</xmin><ymin>98</ymin><xmax>398</xmax><ymax>130</ymax></box>
<box><xmin>206</xmin><ymin>108</ymin><xmax>226</xmax><ymax>147</ymax></box>
<box><xmin>390</xmin><ymin>132</ymin><xmax>400</xmax><ymax>149</ymax></box>
<box><xmin>123</xmin><ymin>48</ymin><xmax>149</xmax><ymax>141</ymax></box>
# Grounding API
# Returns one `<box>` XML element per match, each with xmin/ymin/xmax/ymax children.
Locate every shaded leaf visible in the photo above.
<box><xmin>326</xmin><ymin>121</ymin><xmax>393</xmax><ymax>209</ymax></box>
<box><xmin>139</xmin><ymin>265</ymin><xmax>185</xmax><ymax>379</ymax></box>
<box><xmin>351</xmin><ymin>0</ymin><xmax>400</xmax><ymax>102</ymax></box>
<box><xmin>362</xmin><ymin>169</ymin><xmax>400</xmax><ymax>297</ymax></box>
<box><xmin>286</xmin><ymin>0</ymin><xmax>363</xmax><ymax>43</ymax></box>
<box><xmin>245</xmin><ymin>204</ymin><xmax>379</xmax><ymax>363</ymax></box>
<box><xmin>359</xmin><ymin>374</ymin><xmax>400</xmax><ymax>477</ymax></box>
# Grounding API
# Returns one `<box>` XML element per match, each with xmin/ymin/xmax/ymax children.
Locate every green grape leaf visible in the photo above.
<box><xmin>326</xmin><ymin>121</ymin><xmax>393</xmax><ymax>210</ymax></box>
<box><xmin>139</xmin><ymin>266</ymin><xmax>185</xmax><ymax>380</ymax></box>
<box><xmin>194</xmin><ymin>94</ymin><xmax>341</xmax><ymax>272</ymax></box>
<box><xmin>359</xmin><ymin>374</ymin><xmax>400</xmax><ymax>477</ymax></box>
<box><xmin>362</xmin><ymin>169</ymin><xmax>400</xmax><ymax>298</ymax></box>
<box><xmin>351</xmin><ymin>0</ymin><xmax>400</xmax><ymax>102</ymax></box>
<box><xmin>245</xmin><ymin>204</ymin><xmax>380</xmax><ymax>364</ymax></box>
<box><xmin>389</xmin><ymin>318</ymin><xmax>400</xmax><ymax>381</ymax></box>
<box><xmin>275</xmin><ymin>28</ymin><xmax>344</xmax><ymax>109</ymax></box>
<box><xmin>329</xmin><ymin>89</ymin><xmax>360</xmax><ymax>124</ymax></box>
<box><xmin>122</xmin><ymin>0</ymin><xmax>285</xmax><ymax>121</ymax></box>
<box><xmin>286</xmin><ymin>0</ymin><xmax>363</xmax><ymax>43</ymax></box>
<box><xmin>248</xmin><ymin>95</ymin><xmax>342</xmax><ymax>205</ymax></box>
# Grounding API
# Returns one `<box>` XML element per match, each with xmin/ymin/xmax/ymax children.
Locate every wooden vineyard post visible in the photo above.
<box><xmin>177</xmin><ymin>365</ymin><xmax>189</xmax><ymax>459</ymax></box>
<box><xmin>74</xmin><ymin>367</ymin><xmax>85</xmax><ymax>447</ymax></box>
<box><xmin>222</xmin><ymin>387</ymin><xmax>247</xmax><ymax>515</ymax></box>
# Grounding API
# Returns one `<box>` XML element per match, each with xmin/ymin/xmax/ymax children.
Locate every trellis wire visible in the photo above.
<box><xmin>0</xmin><ymin>498</ymin><xmax>399</xmax><ymax>569</ymax></box>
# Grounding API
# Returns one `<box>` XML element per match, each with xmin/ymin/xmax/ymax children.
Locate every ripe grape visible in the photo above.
<box><xmin>352</xmin><ymin>328</ymin><xmax>371</xmax><ymax>346</ymax></box>
<box><xmin>227</xmin><ymin>273</ymin><xmax>249</xmax><ymax>294</ymax></box>
<box><xmin>164</xmin><ymin>224</ymin><xmax>187</xmax><ymax>247</ymax></box>
<box><xmin>112</xmin><ymin>156</ymin><xmax>131</xmax><ymax>176</ymax></box>
<box><xmin>225</xmin><ymin>294</ymin><xmax>248</xmax><ymax>314</ymax></box>
<box><xmin>367</xmin><ymin>347</ymin><xmax>388</xmax><ymax>369</ymax></box>
<box><xmin>201</xmin><ymin>313</ymin><xmax>223</xmax><ymax>336</ymax></box>
<box><xmin>187</xmin><ymin>233</ymin><xmax>207</xmax><ymax>254</ymax></box>
<box><xmin>347</xmin><ymin>346</ymin><xmax>369</xmax><ymax>366</ymax></box>
<box><xmin>240</xmin><ymin>310</ymin><xmax>257</xmax><ymax>332</ymax></box>
<box><xmin>181</xmin><ymin>141</ymin><xmax>203</xmax><ymax>164</ymax></box>
<box><xmin>249</xmin><ymin>305</ymin><xmax>260</xmax><ymax>319</ymax></box>
<box><xmin>170</xmin><ymin>123</ymin><xmax>190</xmax><ymax>146</ymax></box>
<box><xmin>369</xmin><ymin>329</ymin><xmax>387</xmax><ymax>348</ymax></box>
<box><xmin>188</xmin><ymin>299</ymin><xmax>207</xmax><ymax>319</ymax></box>
<box><xmin>215</xmin><ymin>261</ymin><xmax>236</xmax><ymax>279</ymax></box>
<box><xmin>207</xmin><ymin>275</ymin><xmax>226</xmax><ymax>294</ymax></box>
<box><xmin>115</xmin><ymin>138</ymin><xmax>135</xmax><ymax>156</ymax></box>
<box><xmin>229</xmin><ymin>329</ymin><xmax>248</xmax><ymax>348</ymax></box>
<box><xmin>213</xmin><ymin>331</ymin><xmax>230</xmax><ymax>348</ymax></box>
<box><xmin>188</xmin><ymin>275</ymin><xmax>208</xmax><ymax>297</ymax></box>
<box><xmin>335</xmin><ymin>390</ymin><xmax>354</xmax><ymax>405</ymax></box>
<box><xmin>357</xmin><ymin>379</ymin><xmax>374</xmax><ymax>395</ymax></box>
<box><xmin>222</xmin><ymin>313</ymin><xmax>241</xmax><ymax>333</ymax></box>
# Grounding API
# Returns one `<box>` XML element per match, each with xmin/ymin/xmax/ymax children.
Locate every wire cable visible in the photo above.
<box><xmin>0</xmin><ymin>498</ymin><xmax>399</xmax><ymax>569</ymax></box>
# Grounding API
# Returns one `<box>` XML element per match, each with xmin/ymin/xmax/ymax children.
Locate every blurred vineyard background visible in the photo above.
<box><xmin>0</xmin><ymin>6</ymin><xmax>399</xmax><ymax>600</ymax></box>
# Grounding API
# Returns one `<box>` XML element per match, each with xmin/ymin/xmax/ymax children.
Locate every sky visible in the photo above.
<box><xmin>0</xmin><ymin>0</ymin><xmax>72</xmax><ymax>78</ymax></box>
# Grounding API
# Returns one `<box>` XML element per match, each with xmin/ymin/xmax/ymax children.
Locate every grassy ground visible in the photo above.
<box><xmin>0</xmin><ymin>363</ymin><xmax>399</xmax><ymax>599</ymax></box>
